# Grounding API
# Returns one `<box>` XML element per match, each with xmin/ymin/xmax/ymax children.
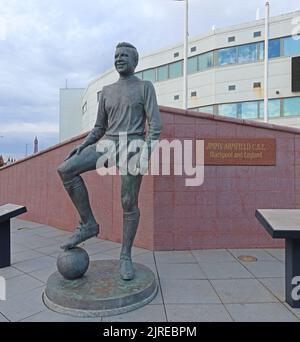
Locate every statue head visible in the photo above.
<box><xmin>115</xmin><ymin>42</ymin><xmax>139</xmax><ymax>76</ymax></box>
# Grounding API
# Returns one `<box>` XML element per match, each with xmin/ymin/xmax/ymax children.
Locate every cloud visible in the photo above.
<box><xmin>0</xmin><ymin>122</ymin><xmax>58</xmax><ymax>134</ymax></box>
<box><xmin>0</xmin><ymin>0</ymin><xmax>299</xmax><ymax>160</ymax></box>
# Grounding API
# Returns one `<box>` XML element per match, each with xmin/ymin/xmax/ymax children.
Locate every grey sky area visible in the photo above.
<box><xmin>0</xmin><ymin>0</ymin><xmax>299</xmax><ymax>159</ymax></box>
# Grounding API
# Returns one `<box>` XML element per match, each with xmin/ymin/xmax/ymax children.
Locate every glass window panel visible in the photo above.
<box><xmin>198</xmin><ymin>52</ymin><xmax>214</xmax><ymax>70</ymax></box>
<box><xmin>198</xmin><ymin>105</ymin><xmax>214</xmax><ymax>114</ymax></box>
<box><xmin>269</xmin><ymin>39</ymin><xmax>281</xmax><ymax>58</ymax></box>
<box><xmin>241</xmin><ymin>101</ymin><xmax>258</xmax><ymax>119</ymax></box>
<box><xmin>284</xmin><ymin>36</ymin><xmax>300</xmax><ymax>57</ymax></box>
<box><xmin>238</xmin><ymin>43</ymin><xmax>258</xmax><ymax>63</ymax></box>
<box><xmin>218</xmin><ymin>47</ymin><xmax>237</xmax><ymax>66</ymax></box>
<box><xmin>283</xmin><ymin>97</ymin><xmax>300</xmax><ymax>116</ymax></box>
<box><xmin>157</xmin><ymin>65</ymin><xmax>168</xmax><ymax>81</ymax></box>
<box><xmin>259</xmin><ymin>39</ymin><xmax>281</xmax><ymax>59</ymax></box>
<box><xmin>188</xmin><ymin>56</ymin><xmax>198</xmax><ymax>74</ymax></box>
<box><xmin>259</xmin><ymin>99</ymin><xmax>280</xmax><ymax>118</ymax></box>
<box><xmin>135</xmin><ymin>72</ymin><xmax>143</xmax><ymax>80</ymax></box>
<box><xmin>169</xmin><ymin>61</ymin><xmax>183</xmax><ymax>79</ymax></box>
<box><xmin>218</xmin><ymin>103</ymin><xmax>237</xmax><ymax>118</ymax></box>
<box><xmin>142</xmin><ymin>68</ymin><xmax>156</xmax><ymax>83</ymax></box>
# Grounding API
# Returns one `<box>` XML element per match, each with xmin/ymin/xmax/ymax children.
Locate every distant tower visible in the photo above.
<box><xmin>34</xmin><ymin>136</ymin><xmax>39</xmax><ymax>154</ymax></box>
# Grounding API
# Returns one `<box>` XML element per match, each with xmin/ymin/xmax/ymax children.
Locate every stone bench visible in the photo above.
<box><xmin>255</xmin><ymin>209</ymin><xmax>300</xmax><ymax>308</ymax></box>
<box><xmin>0</xmin><ymin>204</ymin><xmax>27</xmax><ymax>268</ymax></box>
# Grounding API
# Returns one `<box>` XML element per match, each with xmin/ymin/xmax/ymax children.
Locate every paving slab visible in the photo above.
<box><xmin>0</xmin><ymin>266</ymin><xmax>24</xmax><ymax>279</ymax></box>
<box><xmin>241</xmin><ymin>261</ymin><xmax>285</xmax><ymax>278</ymax></box>
<box><xmin>102</xmin><ymin>304</ymin><xmax>167</xmax><ymax>322</ymax></box>
<box><xmin>132</xmin><ymin>252</ymin><xmax>155</xmax><ymax>264</ymax></box>
<box><xmin>282</xmin><ymin>303</ymin><xmax>300</xmax><ymax>319</ymax></box>
<box><xmin>11</xmin><ymin>243</ymin><xmax>30</xmax><ymax>254</ymax></box>
<box><xmin>264</xmin><ymin>248</ymin><xmax>285</xmax><ymax>262</ymax></box>
<box><xmin>211</xmin><ymin>279</ymin><xmax>278</xmax><ymax>304</ymax></box>
<box><xmin>225</xmin><ymin>303</ymin><xmax>299</xmax><ymax>322</ymax></box>
<box><xmin>90</xmin><ymin>252</ymin><xmax>115</xmax><ymax>261</ymax></box>
<box><xmin>13</xmin><ymin>255</ymin><xmax>56</xmax><ymax>274</ymax></box>
<box><xmin>0</xmin><ymin>313</ymin><xmax>9</xmax><ymax>322</ymax></box>
<box><xmin>229</xmin><ymin>249</ymin><xmax>277</xmax><ymax>261</ymax></box>
<box><xmin>258</xmin><ymin>277</ymin><xmax>285</xmax><ymax>302</ymax></box>
<box><xmin>29</xmin><ymin>265</ymin><xmax>58</xmax><ymax>283</ymax></box>
<box><xmin>12</xmin><ymin>250</ymin><xmax>44</xmax><ymax>264</ymax></box>
<box><xmin>34</xmin><ymin>243</ymin><xmax>62</xmax><ymax>257</ymax></box>
<box><xmin>6</xmin><ymin>274</ymin><xmax>44</xmax><ymax>299</ymax></box>
<box><xmin>199</xmin><ymin>261</ymin><xmax>253</xmax><ymax>280</ymax></box>
<box><xmin>0</xmin><ymin>286</ymin><xmax>46</xmax><ymax>322</ymax></box>
<box><xmin>192</xmin><ymin>249</ymin><xmax>236</xmax><ymax>263</ymax></box>
<box><xmin>165</xmin><ymin>304</ymin><xmax>233</xmax><ymax>322</ymax></box>
<box><xmin>155</xmin><ymin>251</ymin><xmax>197</xmax><ymax>264</ymax></box>
<box><xmin>21</xmin><ymin>310</ymin><xmax>102</xmax><ymax>322</ymax></box>
<box><xmin>160</xmin><ymin>279</ymin><xmax>221</xmax><ymax>304</ymax></box>
<box><xmin>157</xmin><ymin>263</ymin><xmax>206</xmax><ymax>279</ymax></box>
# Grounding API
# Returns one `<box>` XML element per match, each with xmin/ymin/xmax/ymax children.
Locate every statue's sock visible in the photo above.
<box><xmin>119</xmin><ymin>208</ymin><xmax>140</xmax><ymax>280</ymax></box>
<box><xmin>63</xmin><ymin>176</ymin><xmax>97</xmax><ymax>226</ymax></box>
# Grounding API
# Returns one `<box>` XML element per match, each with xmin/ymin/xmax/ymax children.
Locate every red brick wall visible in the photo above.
<box><xmin>1</xmin><ymin>106</ymin><xmax>300</xmax><ymax>250</ymax></box>
<box><xmin>153</xmin><ymin>107</ymin><xmax>300</xmax><ymax>250</ymax></box>
<box><xmin>0</xmin><ymin>133</ymin><xmax>154</xmax><ymax>249</ymax></box>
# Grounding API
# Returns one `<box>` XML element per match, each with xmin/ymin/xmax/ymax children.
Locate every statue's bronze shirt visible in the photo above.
<box><xmin>95</xmin><ymin>75</ymin><xmax>162</xmax><ymax>143</ymax></box>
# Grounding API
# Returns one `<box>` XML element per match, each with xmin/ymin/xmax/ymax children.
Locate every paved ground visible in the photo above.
<box><xmin>0</xmin><ymin>218</ymin><xmax>299</xmax><ymax>322</ymax></box>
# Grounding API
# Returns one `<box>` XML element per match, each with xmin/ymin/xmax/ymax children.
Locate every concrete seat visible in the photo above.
<box><xmin>0</xmin><ymin>204</ymin><xmax>27</xmax><ymax>268</ymax></box>
<box><xmin>256</xmin><ymin>209</ymin><xmax>300</xmax><ymax>308</ymax></box>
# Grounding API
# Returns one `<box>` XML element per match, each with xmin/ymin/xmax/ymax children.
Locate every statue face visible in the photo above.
<box><xmin>114</xmin><ymin>47</ymin><xmax>136</xmax><ymax>76</ymax></box>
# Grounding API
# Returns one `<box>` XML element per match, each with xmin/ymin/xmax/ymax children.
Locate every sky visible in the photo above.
<box><xmin>0</xmin><ymin>0</ymin><xmax>299</xmax><ymax>160</ymax></box>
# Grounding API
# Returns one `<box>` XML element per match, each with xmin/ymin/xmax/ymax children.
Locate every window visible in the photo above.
<box><xmin>198</xmin><ymin>105</ymin><xmax>214</xmax><ymax>114</ymax></box>
<box><xmin>218</xmin><ymin>47</ymin><xmax>237</xmax><ymax>66</ymax></box>
<box><xmin>253</xmin><ymin>82</ymin><xmax>261</xmax><ymax>88</ymax></box>
<box><xmin>82</xmin><ymin>102</ymin><xmax>87</xmax><ymax>115</ymax></box>
<box><xmin>157</xmin><ymin>65</ymin><xmax>168</xmax><ymax>82</ymax></box>
<box><xmin>259</xmin><ymin>99</ymin><xmax>280</xmax><ymax>118</ymax></box>
<box><xmin>218</xmin><ymin>103</ymin><xmax>237</xmax><ymax>118</ymax></box>
<box><xmin>269</xmin><ymin>39</ymin><xmax>281</xmax><ymax>58</ymax></box>
<box><xmin>228</xmin><ymin>36</ymin><xmax>235</xmax><ymax>42</ymax></box>
<box><xmin>188</xmin><ymin>56</ymin><xmax>198</xmax><ymax>74</ymax></box>
<box><xmin>259</xmin><ymin>39</ymin><xmax>281</xmax><ymax>59</ymax></box>
<box><xmin>283</xmin><ymin>97</ymin><xmax>300</xmax><ymax>116</ymax></box>
<box><xmin>238</xmin><ymin>43</ymin><xmax>258</xmax><ymax>63</ymax></box>
<box><xmin>174</xmin><ymin>95</ymin><xmax>180</xmax><ymax>100</ymax></box>
<box><xmin>143</xmin><ymin>68</ymin><xmax>156</xmax><ymax>83</ymax></box>
<box><xmin>284</xmin><ymin>36</ymin><xmax>300</xmax><ymax>57</ymax></box>
<box><xmin>191</xmin><ymin>91</ymin><xmax>197</xmax><ymax>97</ymax></box>
<box><xmin>241</xmin><ymin>101</ymin><xmax>258</xmax><ymax>119</ymax></box>
<box><xmin>254</xmin><ymin>31</ymin><xmax>261</xmax><ymax>38</ymax></box>
<box><xmin>135</xmin><ymin>71</ymin><xmax>143</xmax><ymax>80</ymax></box>
<box><xmin>191</xmin><ymin>46</ymin><xmax>197</xmax><ymax>52</ymax></box>
<box><xmin>174</xmin><ymin>52</ymin><xmax>179</xmax><ymax>58</ymax></box>
<box><xmin>169</xmin><ymin>61</ymin><xmax>183</xmax><ymax>79</ymax></box>
<box><xmin>198</xmin><ymin>51</ymin><xmax>214</xmax><ymax>70</ymax></box>
<box><xmin>97</xmin><ymin>91</ymin><xmax>102</xmax><ymax>102</ymax></box>
<box><xmin>228</xmin><ymin>85</ymin><xmax>236</xmax><ymax>91</ymax></box>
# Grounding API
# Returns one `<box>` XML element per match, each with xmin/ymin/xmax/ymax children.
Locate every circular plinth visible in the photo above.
<box><xmin>43</xmin><ymin>260</ymin><xmax>158</xmax><ymax>317</ymax></box>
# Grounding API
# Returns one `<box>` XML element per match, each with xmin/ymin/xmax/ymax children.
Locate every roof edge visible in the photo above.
<box><xmin>160</xmin><ymin>105</ymin><xmax>300</xmax><ymax>135</ymax></box>
<box><xmin>2</xmin><ymin>105</ymin><xmax>300</xmax><ymax>171</ymax></box>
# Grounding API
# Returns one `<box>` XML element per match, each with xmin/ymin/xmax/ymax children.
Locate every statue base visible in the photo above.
<box><xmin>43</xmin><ymin>259</ymin><xmax>158</xmax><ymax>317</ymax></box>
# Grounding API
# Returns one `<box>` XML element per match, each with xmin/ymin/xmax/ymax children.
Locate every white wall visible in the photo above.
<box><xmin>59</xmin><ymin>88</ymin><xmax>84</xmax><ymax>142</ymax></box>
